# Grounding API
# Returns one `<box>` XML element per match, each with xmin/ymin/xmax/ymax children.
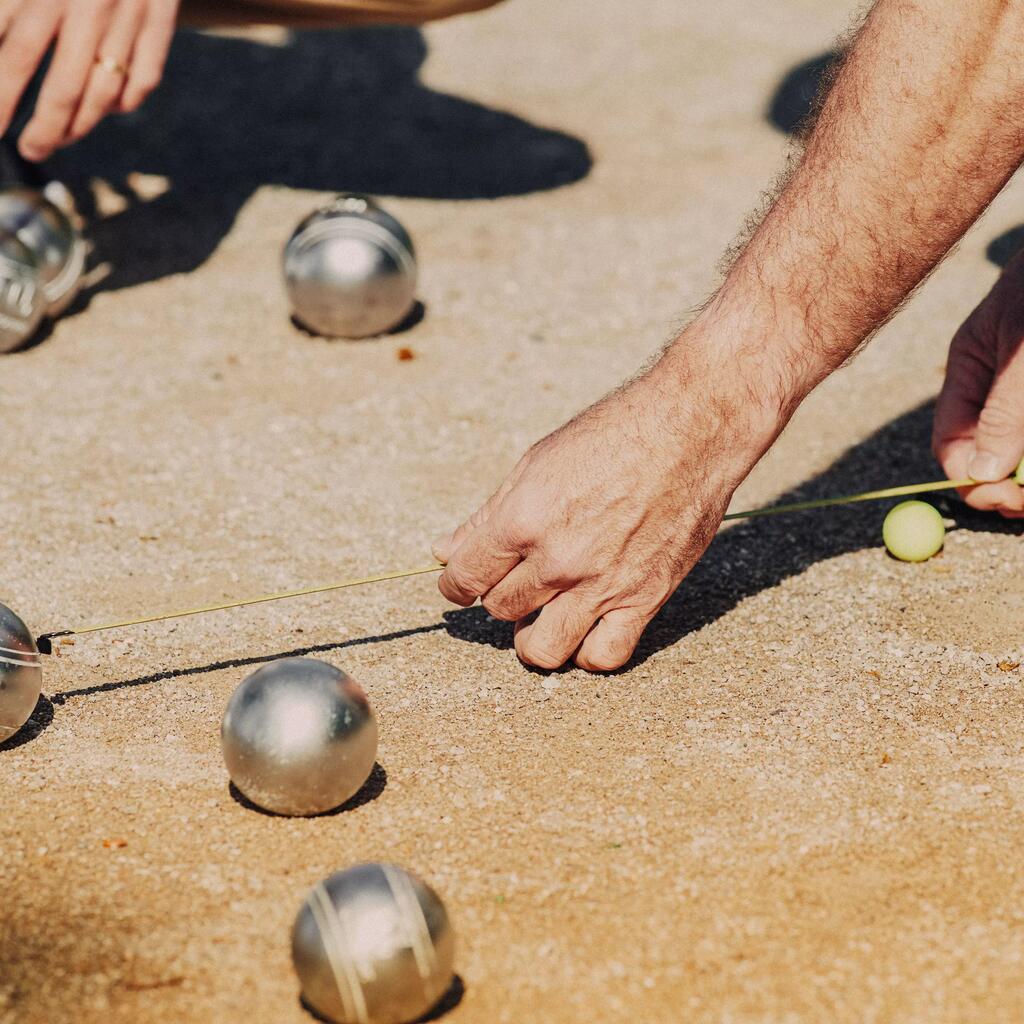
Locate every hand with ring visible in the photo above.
<box><xmin>0</xmin><ymin>0</ymin><xmax>180</xmax><ymax>162</ymax></box>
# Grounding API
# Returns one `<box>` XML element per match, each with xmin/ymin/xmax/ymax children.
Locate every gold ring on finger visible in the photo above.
<box><xmin>94</xmin><ymin>55</ymin><xmax>128</xmax><ymax>78</ymax></box>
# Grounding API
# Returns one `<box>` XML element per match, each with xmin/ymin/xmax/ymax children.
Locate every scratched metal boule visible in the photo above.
<box><xmin>292</xmin><ymin>863</ymin><xmax>455</xmax><ymax>1024</ymax></box>
<box><xmin>220</xmin><ymin>657</ymin><xmax>378</xmax><ymax>816</ymax></box>
<box><xmin>0</xmin><ymin>232</ymin><xmax>43</xmax><ymax>353</ymax></box>
<box><xmin>283</xmin><ymin>193</ymin><xmax>417</xmax><ymax>339</ymax></box>
<box><xmin>0</xmin><ymin>188</ymin><xmax>84</xmax><ymax>316</ymax></box>
<box><xmin>0</xmin><ymin>602</ymin><xmax>43</xmax><ymax>743</ymax></box>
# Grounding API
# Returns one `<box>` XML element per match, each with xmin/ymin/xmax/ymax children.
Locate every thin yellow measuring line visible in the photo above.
<box><xmin>43</xmin><ymin>565</ymin><xmax>444</xmax><ymax>643</ymax></box>
<box><xmin>37</xmin><ymin>476</ymin><xmax>980</xmax><ymax>649</ymax></box>
<box><xmin>722</xmin><ymin>477</ymin><xmax>975</xmax><ymax>521</ymax></box>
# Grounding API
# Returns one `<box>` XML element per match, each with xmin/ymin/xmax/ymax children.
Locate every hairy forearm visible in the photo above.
<box><xmin>676</xmin><ymin>0</ymin><xmax>1024</xmax><ymax>422</ymax></box>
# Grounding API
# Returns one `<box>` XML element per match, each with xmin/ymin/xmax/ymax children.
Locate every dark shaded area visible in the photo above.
<box><xmin>289</xmin><ymin>299</ymin><xmax>426</xmax><ymax>341</ymax></box>
<box><xmin>630</xmin><ymin>400</ymin><xmax>1021</xmax><ymax>669</ymax></box>
<box><xmin>48</xmin><ymin>27</ymin><xmax>591</xmax><ymax>296</ymax></box>
<box><xmin>228</xmin><ymin>760</ymin><xmax>387</xmax><ymax>817</ymax></box>
<box><xmin>26</xmin><ymin>405</ymin><xmax>1023</xmax><ymax>704</ymax></box>
<box><xmin>0</xmin><ymin>695</ymin><xmax>54</xmax><ymax>751</ymax></box>
<box><xmin>986</xmin><ymin>225</ymin><xmax>1024</xmax><ymax>268</ymax></box>
<box><xmin>442</xmin><ymin>605</ymin><xmax>514</xmax><ymax>651</ymax></box>
<box><xmin>417</xmin><ymin>975</ymin><xmax>466</xmax><ymax>1022</ymax></box>
<box><xmin>48</xmin><ymin>621</ymin><xmax>445</xmax><ymax>705</ymax></box>
<box><xmin>766</xmin><ymin>50</ymin><xmax>842</xmax><ymax>135</ymax></box>
<box><xmin>300</xmin><ymin>974</ymin><xmax>465</xmax><ymax>1023</ymax></box>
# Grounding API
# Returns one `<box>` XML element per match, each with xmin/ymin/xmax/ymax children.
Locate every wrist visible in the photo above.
<box><xmin>652</xmin><ymin>303</ymin><xmax>806</xmax><ymax>475</ymax></box>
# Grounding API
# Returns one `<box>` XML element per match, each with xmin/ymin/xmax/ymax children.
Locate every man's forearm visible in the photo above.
<box><xmin>680</xmin><ymin>0</ymin><xmax>1024</xmax><ymax>420</ymax></box>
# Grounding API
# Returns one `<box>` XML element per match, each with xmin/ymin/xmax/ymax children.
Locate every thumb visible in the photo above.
<box><xmin>967</xmin><ymin>359</ymin><xmax>1024</xmax><ymax>482</ymax></box>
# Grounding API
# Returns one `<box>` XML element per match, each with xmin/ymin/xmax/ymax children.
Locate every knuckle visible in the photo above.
<box><xmin>444</xmin><ymin>563</ymin><xmax>486</xmax><ymax>599</ymax></box>
<box><xmin>977</xmin><ymin>401</ymin><xmax>1024</xmax><ymax>441</ymax></box>
<box><xmin>43</xmin><ymin>90</ymin><xmax>77</xmax><ymax>116</ymax></box>
<box><xmin>520</xmin><ymin>641</ymin><xmax>565</xmax><ymax>670</ymax></box>
<box><xmin>577</xmin><ymin>648</ymin><xmax>624</xmax><ymax>673</ymax></box>
<box><xmin>481</xmin><ymin>593</ymin><xmax>515</xmax><ymax>621</ymax></box>
<box><xmin>535</xmin><ymin>557</ymin><xmax>576</xmax><ymax>589</ymax></box>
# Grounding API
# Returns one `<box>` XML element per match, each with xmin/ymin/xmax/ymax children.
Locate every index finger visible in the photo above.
<box><xmin>19</xmin><ymin>1</ymin><xmax>113</xmax><ymax>160</ymax></box>
<box><xmin>437</xmin><ymin>519</ymin><xmax>522</xmax><ymax>606</ymax></box>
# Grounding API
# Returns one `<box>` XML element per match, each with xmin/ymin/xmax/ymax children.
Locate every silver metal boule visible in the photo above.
<box><xmin>292</xmin><ymin>863</ymin><xmax>455</xmax><ymax>1024</ymax></box>
<box><xmin>283</xmin><ymin>193</ymin><xmax>417</xmax><ymax>339</ymax></box>
<box><xmin>220</xmin><ymin>657</ymin><xmax>378</xmax><ymax>816</ymax></box>
<box><xmin>0</xmin><ymin>602</ymin><xmax>43</xmax><ymax>744</ymax></box>
<box><xmin>0</xmin><ymin>233</ymin><xmax>43</xmax><ymax>354</ymax></box>
<box><xmin>0</xmin><ymin>188</ymin><xmax>85</xmax><ymax>316</ymax></box>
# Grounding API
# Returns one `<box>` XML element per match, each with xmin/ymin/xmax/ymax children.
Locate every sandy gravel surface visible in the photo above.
<box><xmin>4</xmin><ymin>1</ymin><xmax>1024</xmax><ymax>1021</ymax></box>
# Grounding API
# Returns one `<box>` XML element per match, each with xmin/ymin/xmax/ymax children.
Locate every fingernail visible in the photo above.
<box><xmin>431</xmin><ymin>537</ymin><xmax>451</xmax><ymax>564</ymax></box>
<box><xmin>968</xmin><ymin>452</ymin><xmax>1004</xmax><ymax>482</ymax></box>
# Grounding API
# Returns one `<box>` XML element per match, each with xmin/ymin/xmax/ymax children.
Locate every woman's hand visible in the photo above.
<box><xmin>0</xmin><ymin>0</ymin><xmax>179</xmax><ymax>162</ymax></box>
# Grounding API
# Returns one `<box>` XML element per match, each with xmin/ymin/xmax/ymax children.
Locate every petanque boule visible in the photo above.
<box><xmin>0</xmin><ymin>231</ymin><xmax>44</xmax><ymax>353</ymax></box>
<box><xmin>292</xmin><ymin>863</ymin><xmax>455</xmax><ymax>1024</ymax></box>
<box><xmin>220</xmin><ymin>657</ymin><xmax>378</xmax><ymax>816</ymax></box>
<box><xmin>0</xmin><ymin>602</ymin><xmax>43</xmax><ymax>743</ymax></box>
<box><xmin>0</xmin><ymin>188</ymin><xmax>85</xmax><ymax>317</ymax></box>
<box><xmin>283</xmin><ymin>193</ymin><xmax>417</xmax><ymax>339</ymax></box>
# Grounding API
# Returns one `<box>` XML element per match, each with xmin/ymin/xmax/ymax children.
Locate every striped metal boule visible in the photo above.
<box><xmin>292</xmin><ymin>863</ymin><xmax>455</xmax><ymax>1024</ymax></box>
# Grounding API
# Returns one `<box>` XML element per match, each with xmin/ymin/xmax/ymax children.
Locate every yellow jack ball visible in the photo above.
<box><xmin>882</xmin><ymin>500</ymin><xmax>945</xmax><ymax>562</ymax></box>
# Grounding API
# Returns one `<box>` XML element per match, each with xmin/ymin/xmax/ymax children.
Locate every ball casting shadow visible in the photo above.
<box><xmin>228</xmin><ymin>760</ymin><xmax>388</xmax><ymax>817</ymax></box>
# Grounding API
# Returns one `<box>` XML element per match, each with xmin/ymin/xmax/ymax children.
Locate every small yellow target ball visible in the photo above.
<box><xmin>882</xmin><ymin>500</ymin><xmax>945</xmax><ymax>562</ymax></box>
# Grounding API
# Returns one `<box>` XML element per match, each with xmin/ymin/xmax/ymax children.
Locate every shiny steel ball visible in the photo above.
<box><xmin>221</xmin><ymin>657</ymin><xmax>377</xmax><ymax>816</ymax></box>
<box><xmin>0</xmin><ymin>233</ymin><xmax>44</xmax><ymax>353</ymax></box>
<box><xmin>0</xmin><ymin>603</ymin><xmax>43</xmax><ymax>744</ymax></box>
<box><xmin>292</xmin><ymin>863</ymin><xmax>455</xmax><ymax>1024</ymax></box>
<box><xmin>283</xmin><ymin>194</ymin><xmax>417</xmax><ymax>339</ymax></box>
<box><xmin>0</xmin><ymin>188</ymin><xmax>85</xmax><ymax>316</ymax></box>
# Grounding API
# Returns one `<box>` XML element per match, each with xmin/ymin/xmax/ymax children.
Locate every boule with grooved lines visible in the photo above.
<box><xmin>220</xmin><ymin>658</ymin><xmax>377</xmax><ymax>816</ymax></box>
<box><xmin>0</xmin><ymin>603</ymin><xmax>43</xmax><ymax>743</ymax></box>
<box><xmin>0</xmin><ymin>188</ymin><xmax>85</xmax><ymax>316</ymax></box>
<box><xmin>0</xmin><ymin>232</ymin><xmax>43</xmax><ymax>353</ymax></box>
<box><xmin>283</xmin><ymin>193</ymin><xmax>417</xmax><ymax>339</ymax></box>
<box><xmin>292</xmin><ymin>863</ymin><xmax>455</xmax><ymax>1024</ymax></box>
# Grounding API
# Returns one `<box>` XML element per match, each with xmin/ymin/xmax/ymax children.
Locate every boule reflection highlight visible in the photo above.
<box><xmin>292</xmin><ymin>863</ymin><xmax>456</xmax><ymax>1024</ymax></box>
<box><xmin>284</xmin><ymin>194</ymin><xmax>417</xmax><ymax>339</ymax></box>
<box><xmin>220</xmin><ymin>657</ymin><xmax>377</xmax><ymax>816</ymax></box>
<box><xmin>0</xmin><ymin>603</ymin><xmax>43</xmax><ymax>743</ymax></box>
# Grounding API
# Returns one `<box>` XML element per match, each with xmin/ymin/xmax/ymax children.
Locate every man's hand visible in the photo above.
<box><xmin>437</xmin><ymin>0</ymin><xmax>1024</xmax><ymax>670</ymax></box>
<box><xmin>434</xmin><ymin>335</ymin><xmax>783</xmax><ymax>671</ymax></box>
<box><xmin>934</xmin><ymin>252</ymin><xmax>1024</xmax><ymax>517</ymax></box>
<box><xmin>0</xmin><ymin>0</ymin><xmax>179</xmax><ymax>162</ymax></box>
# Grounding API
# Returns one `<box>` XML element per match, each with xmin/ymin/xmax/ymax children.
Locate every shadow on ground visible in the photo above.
<box><xmin>986</xmin><ymin>226</ymin><xmax>1024</xmax><ymax>268</ymax></box>
<box><xmin>48</xmin><ymin>27</ymin><xmax>591</xmax><ymax>295</ymax></box>
<box><xmin>300</xmin><ymin>973</ymin><xmax>465</xmax><ymax>1023</ymax></box>
<box><xmin>0</xmin><ymin>695</ymin><xmax>54</xmax><ymax>752</ymax></box>
<box><xmin>19</xmin><ymin>399</ymin><xmax>1017</xmax><ymax>716</ymax></box>
<box><xmin>228</xmin><ymin>761</ymin><xmax>387</xmax><ymax>816</ymax></box>
<box><xmin>634</xmin><ymin>399</ymin><xmax>1021</xmax><ymax>666</ymax></box>
<box><xmin>766</xmin><ymin>50</ymin><xmax>842</xmax><ymax>136</ymax></box>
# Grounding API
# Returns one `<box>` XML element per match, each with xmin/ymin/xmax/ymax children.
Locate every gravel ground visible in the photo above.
<box><xmin>4</xmin><ymin>1</ymin><xmax>1024</xmax><ymax>1021</ymax></box>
